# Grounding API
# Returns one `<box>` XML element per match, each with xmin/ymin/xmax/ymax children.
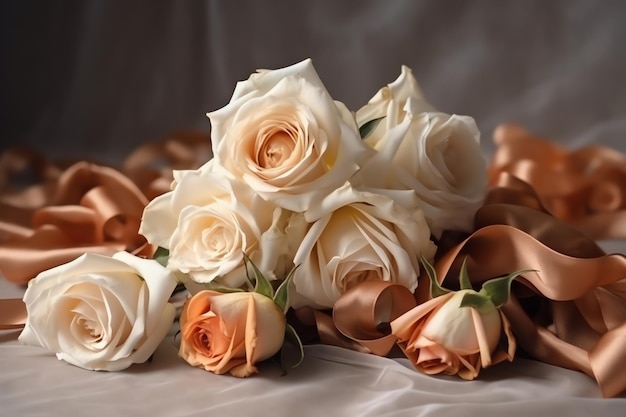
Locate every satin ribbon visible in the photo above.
<box><xmin>292</xmin><ymin>282</ymin><xmax>418</xmax><ymax>356</ymax></box>
<box><xmin>431</xmin><ymin>196</ymin><xmax>626</xmax><ymax>398</ymax></box>
<box><xmin>0</xmin><ymin>298</ymin><xmax>26</xmax><ymax>330</ymax></box>
<box><xmin>490</xmin><ymin>123</ymin><xmax>626</xmax><ymax>240</ymax></box>
<box><xmin>0</xmin><ymin>162</ymin><xmax>152</xmax><ymax>284</ymax></box>
<box><xmin>0</xmin><ymin>131</ymin><xmax>210</xmax><ymax>284</ymax></box>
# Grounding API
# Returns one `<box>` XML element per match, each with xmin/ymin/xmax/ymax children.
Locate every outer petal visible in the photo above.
<box><xmin>113</xmin><ymin>251</ymin><xmax>178</xmax><ymax>330</ymax></box>
<box><xmin>293</xmin><ymin>184</ymin><xmax>435</xmax><ymax>308</ymax></box>
<box><xmin>139</xmin><ymin>191</ymin><xmax>177</xmax><ymax>248</ymax></box>
<box><xmin>230</xmin><ymin>58</ymin><xmax>325</xmax><ymax>103</ymax></box>
<box><xmin>391</xmin><ymin>293</ymin><xmax>454</xmax><ymax>342</ymax></box>
<box><xmin>356</xmin><ymin>65</ymin><xmax>435</xmax><ymax>145</ymax></box>
<box><xmin>20</xmin><ymin>252</ymin><xmax>177</xmax><ymax>372</ymax></box>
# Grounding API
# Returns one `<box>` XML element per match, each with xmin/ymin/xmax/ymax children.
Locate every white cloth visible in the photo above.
<box><xmin>1</xmin><ymin>277</ymin><xmax>625</xmax><ymax>417</ymax></box>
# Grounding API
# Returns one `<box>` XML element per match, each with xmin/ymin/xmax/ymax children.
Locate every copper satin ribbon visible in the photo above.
<box><xmin>2</xmin><ymin>125</ymin><xmax>626</xmax><ymax>397</ymax></box>
<box><xmin>0</xmin><ymin>298</ymin><xmax>26</xmax><ymax>330</ymax></box>
<box><xmin>0</xmin><ymin>131</ymin><xmax>211</xmax><ymax>285</ymax></box>
<box><xmin>490</xmin><ymin>123</ymin><xmax>626</xmax><ymax>240</ymax></box>
<box><xmin>290</xmin><ymin>282</ymin><xmax>417</xmax><ymax>356</ymax></box>
<box><xmin>433</xmin><ymin>199</ymin><xmax>626</xmax><ymax>398</ymax></box>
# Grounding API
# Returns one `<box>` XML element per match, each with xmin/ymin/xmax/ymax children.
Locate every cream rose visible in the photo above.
<box><xmin>291</xmin><ymin>183</ymin><xmax>436</xmax><ymax>309</ymax></box>
<box><xmin>391</xmin><ymin>289</ymin><xmax>513</xmax><ymax>380</ymax></box>
<box><xmin>356</xmin><ymin>66</ymin><xmax>487</xmax><ymax>237</ymax></box>
<box><xmin>207</xmin><ymin>58</ymin><xmax>374</xmax><ymax>212</ymax></box>
<box><xmin>140</xmin><ymin>170</ymin><xmax>276</xmax><ymax>286</ymax></box>
<box><xmin>139</xmin><ymin>167</ymin><xmax>217</xmax><ymax>250</ymax></box>
<box><xmin>257</xmin><ymin>208</ymin><xmax>308</xmax><ymax>282</ymax></box>
<box><xmin>356</xmin><ymin>65</ymin><xmax>435</xmax><ymax>147</ymax></box>
<box><xmin>179</xmin><ymin>290</ymin><xmax>286</xmax><ymax>377</ymax></box>
<box><xmin>18</xmin><ymin>251</ymin><xmax>177</xmax><ymax>371</ymax></box>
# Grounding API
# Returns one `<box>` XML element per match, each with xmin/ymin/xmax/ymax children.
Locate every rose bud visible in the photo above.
<box><xmin>391</xmin><ymin>259</ymin><xmax>528</xmax><ymax>380</ymax></box>
<box><xmin>179</xmin><ymin>290</ymin><xmax>286</xmax><ymax>377</ymax></box>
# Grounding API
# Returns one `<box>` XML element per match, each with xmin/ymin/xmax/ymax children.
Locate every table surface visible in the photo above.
<box><xmin>2</xmin><ymin>273</ymin><xmax>626</xmax><ymax>417</ymax></box>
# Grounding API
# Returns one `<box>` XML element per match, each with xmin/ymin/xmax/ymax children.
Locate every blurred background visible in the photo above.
<box><xmin>2</xmin><ymin>0</ymin><xmax>626</xmax><ymax>165</ymax></box>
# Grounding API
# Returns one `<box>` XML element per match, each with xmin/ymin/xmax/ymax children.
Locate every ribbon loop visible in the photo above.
<box><xmin>0</xmin><ymin>298</ymin><xmax>26</xmax><ymax>330</ymax></box>
<box><xmin>333</xmin><ymin>281</ymin><xmax>417</xmax><ymax>356</ymax></box>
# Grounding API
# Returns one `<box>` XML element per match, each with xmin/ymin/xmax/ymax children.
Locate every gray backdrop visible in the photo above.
<box><xmin>2</xmin><ymin>0</ymin><xmax>626</xmax><ymax>165</ymax></box>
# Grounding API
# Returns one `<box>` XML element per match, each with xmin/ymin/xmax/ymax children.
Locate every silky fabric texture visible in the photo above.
<box><xmin>0</xmin><ymin>314</ymin><xmax>624</xmax><ymax>417</ymax></box>
<box><xmin>3</xmin><ymin>1</ymin><xmax>626</xmax><ymax>416</ymax></box>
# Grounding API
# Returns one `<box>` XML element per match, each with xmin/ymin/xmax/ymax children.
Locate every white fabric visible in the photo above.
<box><xmin>2</xmin><ymin>1</ymin><xmax>626</xmax><ymax>415</ymax></box>
<box><xmin>1</xmin><ymin>276</ymin><xmax>625</xmax><ymax>416</ymax></box>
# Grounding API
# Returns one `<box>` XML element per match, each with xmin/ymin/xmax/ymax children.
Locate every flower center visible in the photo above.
<box><xmin>259</xmin><ymin>130</ymin><xmax>295</xmax><ymax>168</ymax></box>
<box><xmin>78</xmin><ymin>316</ymin><xmax>103</xmax><ymax>341</ymax></box>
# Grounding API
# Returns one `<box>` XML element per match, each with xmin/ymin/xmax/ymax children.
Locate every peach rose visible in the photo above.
<box><xmin>179</xmin><ymin>290</ymin><xmax>286</xmax><ymax>377</ymax></box>
<box><xmin>391</xmin><ymin>289</ymin><xmax>514</xmax><ymax>380</ymax></box>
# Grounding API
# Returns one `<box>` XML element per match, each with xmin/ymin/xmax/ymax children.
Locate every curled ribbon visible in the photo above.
<box><xmin>432</xmin><ymin>191</ymin><xmax>626</xmax><ymax>398</ymax></box>
<box><xmin>0</xmin><ymin>298</ymin><xmax>26</xmax><ymax>330</ymax></box>
<box><xmin>333</xmin><ymin>281</ymin><xmax>417</xmax><ymax>356</ymax></box>
<box><xmin>0</xmin><ymin>131</ymin><xmax>211</xmax><ymax>284</ymax></box>
<box><xmin>491</xmin><ymin>124</ymin><xmax>626</xmax><ymax>240</ymax></box>
<box><xmin>0</xmin><ymin>162</ymin><xmax>151</xmax><ymax>284</ymax></box>
<box><xmin>293</xmin><ymin>281</ymin><xmax>417</xmax><ymax>356</ymax></box>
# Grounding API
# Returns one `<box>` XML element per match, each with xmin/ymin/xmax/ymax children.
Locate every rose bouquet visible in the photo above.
<box><xmin>135</xmin><ymin>58</ymin><xmax>499</xmax><ymax>374</ymax></box>
<box><xmin>8</xmin><ymin>58</ymin><xmax>626</xmax><ymax>398</ymax></box>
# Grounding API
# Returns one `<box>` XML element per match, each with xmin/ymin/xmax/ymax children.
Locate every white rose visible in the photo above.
<box><xmin>139</xmin><ymin>160</ymin><xmax>219</xmax><ymax>249</ymax></box>
<box><xmin>356</xmin><ymin>65</ymin><xmax>435</xmax><ymax>147</ymax></box>
<box><xmin>356</xmin><ymin>66</ymin><xmax>487</xmax><ymax>237</ymax></box>
<box><xmin>18</xmin><ymin>251</ymin><xmax>177</xmax><ymax>371</ymax></box>
<box><xmin>291</xmin><ymin>183</ymin><xmax>436</xmax><ymax>309</ymax></box>
<box><xmin>257</xmin><ymin>208</ymin><xmax>308</xmax><ymax>281</ymax></box>
<box><xmin>207</xmin><ymin>58</ymin><xmax>374</xmax><ymax>212</ymax></box>
<box><xmin>141</xmin><ymin>170</ymin><xmax>277</xmax><ymax>286</ymax></box>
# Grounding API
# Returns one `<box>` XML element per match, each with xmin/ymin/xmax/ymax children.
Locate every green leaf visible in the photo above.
<box><xmin>479</xmin><ymin>269</ymin><xmax>535</xmax><ymax>307</ymax></box>
<box><xmin>420</xmin><ymin>257</ymin><xmax>450</xmax><ymax>298</ymax></box>
<box><xmin>273</xmin><ymin>265</ymin><xmax>298</xmax><ymax>314</ymax></box>
<box><xmin>153</xmin><ymin>246</ymin><xmax>170</xmax><ymax>267</ymax></box>
<box><xmin>458</xmin><ymin>257</ymin><xmax>473</xmax><ymax>290</ymax></box>
<box><xmin>243</xmin><ymin>253</ymin><xmax>274</xmax><ymax>299</ymax></box>
<box><xmin>359</xmin><ymin>116</ymin><xmax>385</xmax><ymax>139</ymax></box>
<box><xmin>281</xmin><ymin>323</ymin><xmax>305</xmax><ymax>371</ymax></box>
<box><xmin>203</xmin><ymin>283</ymin><xmax>245</xmax><ymax>293</ymax></box>
<box><xmin>459</xmin><ymin>291</ymin><xmax>491</xmax><ymax>310</ymax></box>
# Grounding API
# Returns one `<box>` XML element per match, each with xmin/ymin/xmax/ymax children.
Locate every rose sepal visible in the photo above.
<box><xmin>153</xmin><ymin>246</ymin><xmax>170</xmax><ymax>267</ymax></box>
<box><xmin>242</xmin><ymin>254</ymin><xmax>305</xmax><ymax>371</ymax></box>
<box><xmin>478</xmin><ymin>269</ymin><xmax>535</xmax><ymax>307</ymax></box>
<box><xmin>244</xmin><ymin>253</ymin><xmax>275</xmax><ymax>299</ymax></box>
<box><xmin>359</xmin><ymin>116</ymin><xmax>385</xmax><ymax>139</ymax></box>
<box><xmin>420</xmin><ymin>256</ymin><xmax>450</xmax><ymax>297</ymax></box>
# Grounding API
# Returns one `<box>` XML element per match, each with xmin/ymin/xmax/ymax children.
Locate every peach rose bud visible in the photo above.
<box><xmin>179</xmin><ymin>290</ymin><xmax>286</xmax><ymax>377</ymax></box>
<box><xmin>391</xmin><ymin>258</ymin><xmax>528</xmax><ymax>380</ymax></box>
